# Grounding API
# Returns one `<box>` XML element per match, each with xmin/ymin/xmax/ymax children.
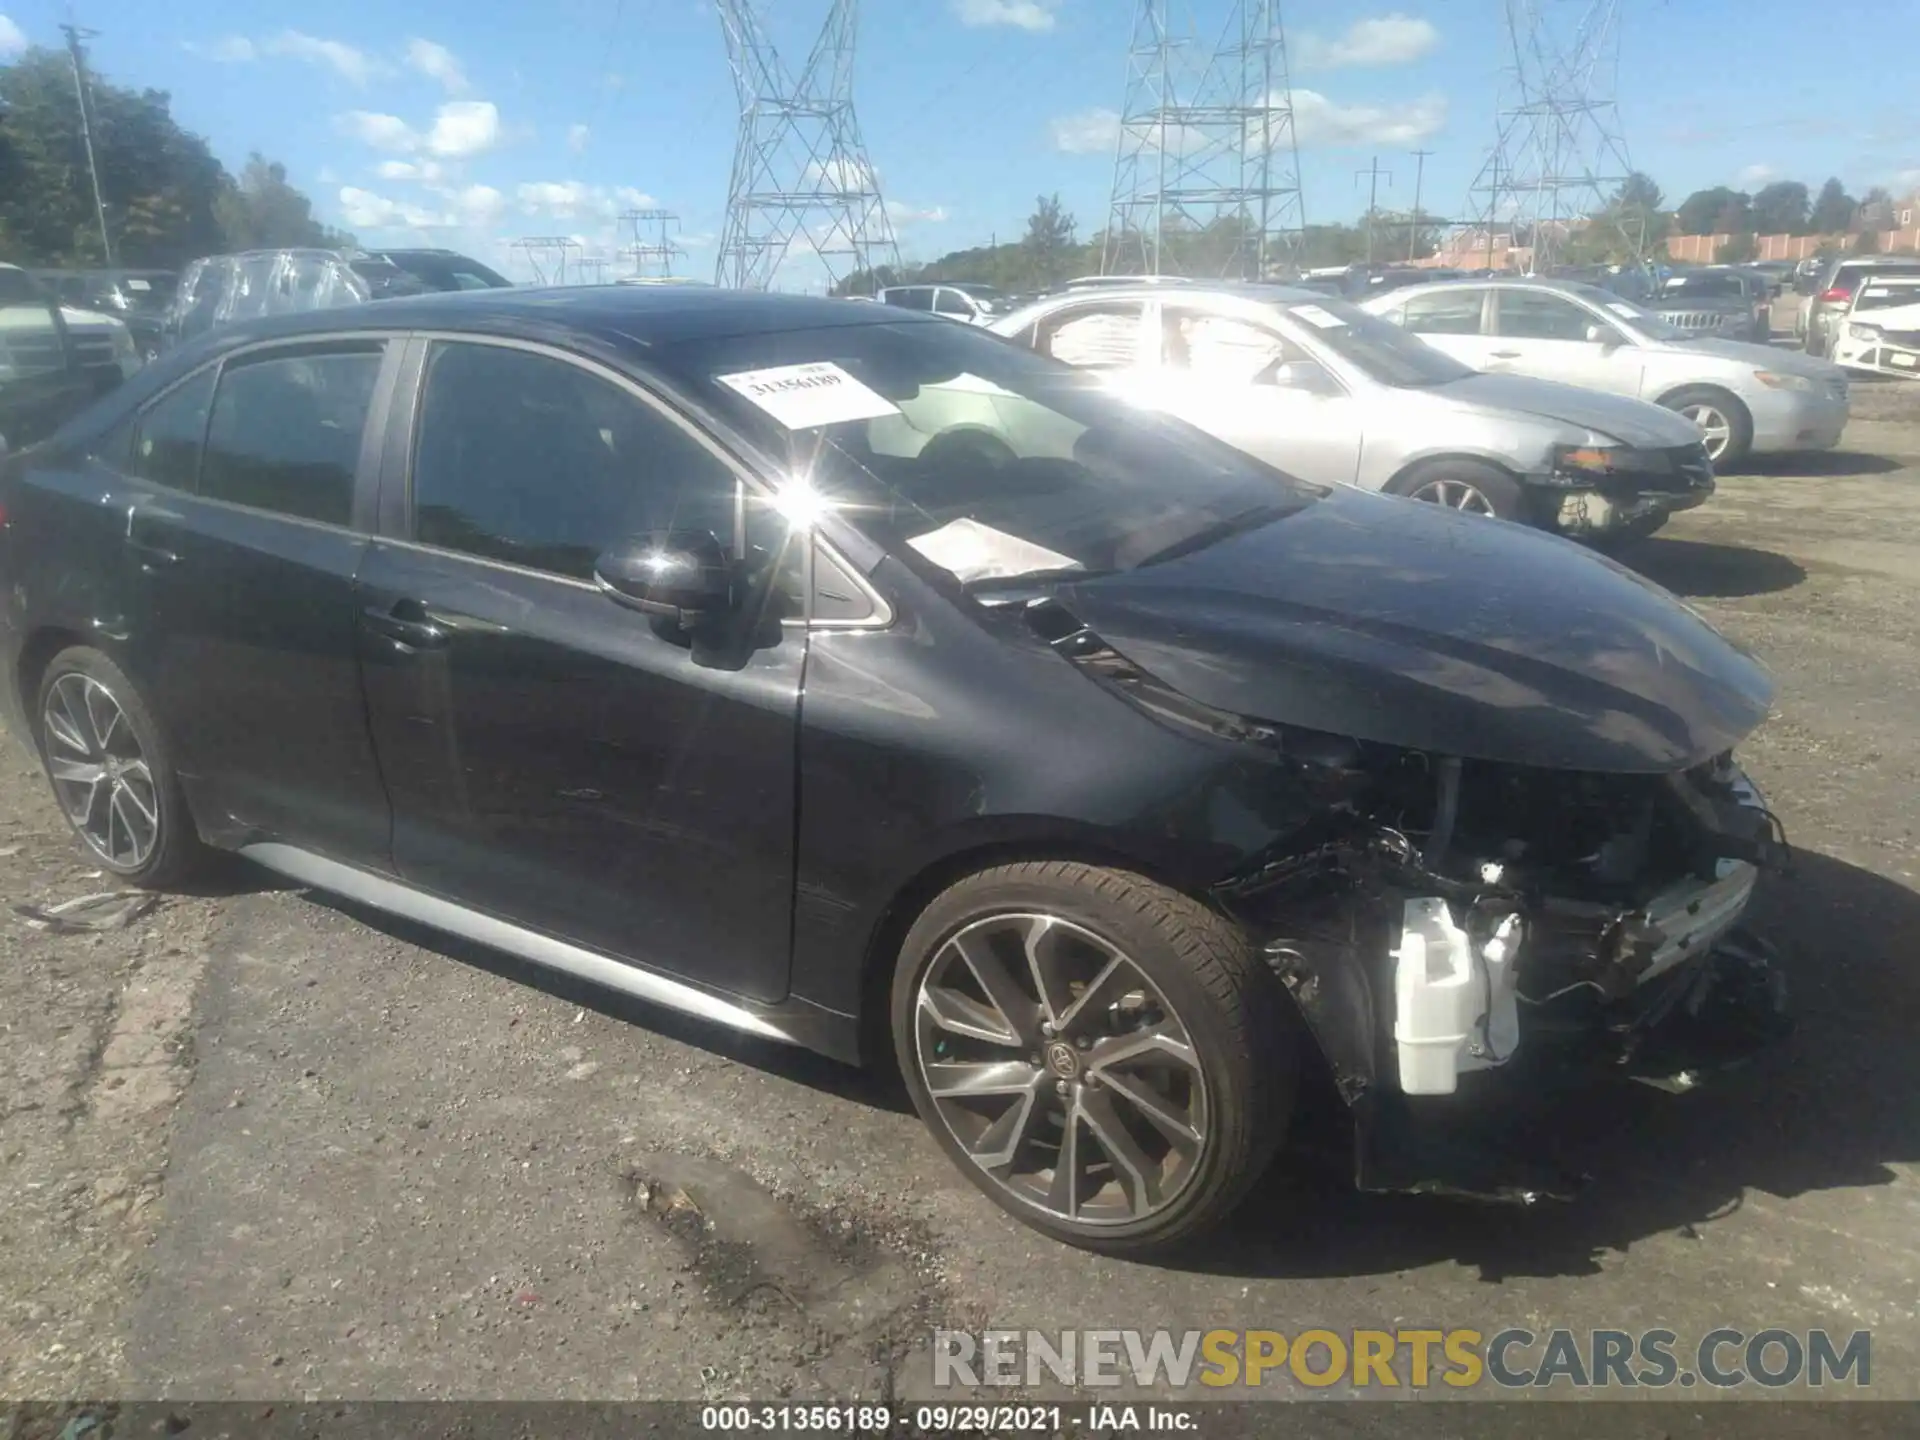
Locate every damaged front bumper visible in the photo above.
<box><xmin>1221</xmin><ymin>760</ymin><xmax>1791</xmax><ymax>1204</ymax></box>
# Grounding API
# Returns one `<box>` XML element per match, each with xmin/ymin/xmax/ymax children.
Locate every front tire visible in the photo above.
<box><xmin>1388</xmin><ymin>458</ymin><xmax>1529</xmax><ymax>524</ymax></box>
<box><xmin>892</xmin><ymin>861</ymin><xmax>1294</xmax><ymax>1254</ymax></box>
<box><xmin>35</xmin><ymin>647</ymin><xmax>206</xmax><ymax>888</ymax></box>
<box><xmin>1660</xmin><ymin>386</ymin><xmax>1753</xmax><ymax>468</ymax></box>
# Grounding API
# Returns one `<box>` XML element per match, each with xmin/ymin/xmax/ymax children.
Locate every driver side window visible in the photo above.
<box><xmin>1494</xmin><ymin>290</ymin><xmax>1599</xmax><ymax>342</ymax></box>
<box><xmin>1160</xmin><ymin>310</ymin><xmax>1296</xmax><ymax>381</ymax></box>
<box><xmin>410</xmin><ymin>341</ymin><xmax>741</xmax><ymax>583</ymax></box>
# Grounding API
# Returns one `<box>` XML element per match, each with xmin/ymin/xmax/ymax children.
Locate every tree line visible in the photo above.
<box><xmin>1671</xmin><ymin>178</ymin><xmax>1899</xmax><ymax>241</ymax></box>
<box><xmin>0</xmin><ymin>48</ymin><xmax>350</xmax><ymax>270</ymax></box>
<box><xmin>834</xmin><ymin>193</ymin><xmax>1448</xmax><ymax>296</ymax></box>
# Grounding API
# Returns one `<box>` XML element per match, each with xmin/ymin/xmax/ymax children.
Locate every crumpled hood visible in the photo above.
<box><xmin>1049</xmin><ymin>486</ymin><xmax>1773</xmax><ymax>773</ymax></box>
<box><xmin>1435</xmin><ymin>372</ymin><xmax>1704</xmax><ymax>449</ymax></box>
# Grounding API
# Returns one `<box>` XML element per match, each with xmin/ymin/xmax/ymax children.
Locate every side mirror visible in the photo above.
<box><xmin>1583</xmin><ymin>323</ymin><xmax>1619</xmax><ymax>347</ymax></box>
<box><xmin>594</xmin><ymin>529</ymin><xmax>733</xmax><ymax>625</ymax></box>
<box><xmin>1268</xmin><ymin>360</ymin><xmax>1335</xmax><ymax>394</ymax></box>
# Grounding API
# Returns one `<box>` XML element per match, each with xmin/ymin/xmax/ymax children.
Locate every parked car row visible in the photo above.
<box><xmin>0</xmin><ymin>283</ymin><xmax>1792</xmax><ymax>1253</ymax></box>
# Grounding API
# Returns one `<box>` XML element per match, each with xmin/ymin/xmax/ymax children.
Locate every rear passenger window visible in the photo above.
<box><xmin>129</xmin><ymin>369</ymin><xmax>216</xmax><ymax>492</ymax></box>
<box><xmin>1399</xmin><ymin>289</ymin><xmax>1485</xmax><ymax>336</ymax></box>
<box><xmin>200</xmin><ymin>348</ymin><xmax>381</xmax><ymax>525</ymax></box>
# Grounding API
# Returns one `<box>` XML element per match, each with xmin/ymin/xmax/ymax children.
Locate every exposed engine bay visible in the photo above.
<box><xmin>1019</xmin><ymin>593</ymin><xmax>1795</xmax><ymax>1202</ymax></box>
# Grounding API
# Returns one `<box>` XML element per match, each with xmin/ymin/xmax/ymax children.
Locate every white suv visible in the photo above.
<box><xmin>1364</xmin><ymin>277</ymin><xmax>1849</xmax><ymax>467</ymax></box>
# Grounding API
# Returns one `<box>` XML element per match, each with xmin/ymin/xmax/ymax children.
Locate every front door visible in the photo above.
<box><xmin>1148</xmin><ymin>306</ymin><xmax>1364</xmax><ymax>485</ymax></box>
<box><xmin>1488</xmin><ymin>288</ymin><xmax>1642</xmax><ymax>396</ymax></box>
<box><xmin>357</xmin><ymin>338</ymin><xmax>804</xmax><ymax>1002</ymax></box>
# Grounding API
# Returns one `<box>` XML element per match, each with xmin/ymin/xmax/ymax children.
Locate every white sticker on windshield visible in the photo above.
<box><xmin>715</xmin><ymin>361</ymin><xmax>897</xmax><ymax>429</ymax></box>
<box><xmin>906</xmin><ymin>518</ymin><xmax>1082</xmax><ymax>585</ymax></box>
<box><xmin>1607</xmin><ymin>303</ymin><xmax>1640</xmax><ymax>318</ymax></box>
<box><xmin>1291</xmin><ymin>304</ymin><xmax>1347</xmax><ymax>329</ymax></box>
<box><xmin>126</xmin><ymin>278</ymin><xmax>152</xmax><ymax>291</ymax></box>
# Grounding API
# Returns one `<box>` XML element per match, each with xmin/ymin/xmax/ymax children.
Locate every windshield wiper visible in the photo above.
<box><xmin>967</xmin><ymin>565</ymin><xmax>1116</xmax><ymax>594</ymax></box>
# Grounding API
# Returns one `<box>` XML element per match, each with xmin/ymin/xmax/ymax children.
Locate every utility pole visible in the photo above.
<box><xmin>1407</xmin><ymin>148</ymin><xmax>1433</xmax><ymax>262</ymax></box>
<box><xmin>60</xmin><ymin>22</ymin><xmax>114</xmax><ymax>267</ymax></box>
<box><xmin>1355</xmin><ymin>156</ymin><xmax>1391</xmax><ymax>266</ymax></box>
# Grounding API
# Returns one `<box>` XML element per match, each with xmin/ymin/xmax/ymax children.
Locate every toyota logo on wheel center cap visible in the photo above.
<box><xmin>1044</xmin><ymin>1040</ymin><xmax>1080</xmax><ymax>1080</ymax></box>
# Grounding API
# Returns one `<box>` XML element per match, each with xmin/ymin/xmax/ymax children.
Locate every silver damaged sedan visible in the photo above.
<box><xmin>989</xmin><ymin>284</ymin><xmax>1715</xmax><ymax>540</ymax></box>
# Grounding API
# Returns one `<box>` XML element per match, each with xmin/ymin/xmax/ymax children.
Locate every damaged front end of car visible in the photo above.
<box><xmin>1023</xmin><ymin>586</ymin><xmax>1793</xmax><ymax>1205</ymax></box>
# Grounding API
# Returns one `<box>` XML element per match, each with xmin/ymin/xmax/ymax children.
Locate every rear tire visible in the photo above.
<box><xmin>1387</xmin><ymin>458</ymin><xmax>1529</xmax><ymax>524</ymax></box>
<box><xmin>892</xmin><ymin>861</ymin><xmax>1294</xmax><ymax>1254</ymax></box>
<box><xmin>1660</xmin><ymin>386</ymin><xmax>1753</xmax><ymax>468</ymax></box>
<box><xmin>35</xmin><ymin>647</ymin><xmax>206</xmax><ymax>889</ymax></box>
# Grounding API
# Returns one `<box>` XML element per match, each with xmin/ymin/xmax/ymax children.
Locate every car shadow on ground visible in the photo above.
<box><xmin>1733</xmin><ymin>451</ymin><xmax>1904</xmax><ymax>478</ymax></box>
<box><xmin>1614</xmin><ymin>535</ymin><xmax>1807</xmax><ymax>599</ymax></box>
<box><xmin>1175</xmin><ymin>848</ymin><xmax>1920</xmax><ymax>1283</ymax></box>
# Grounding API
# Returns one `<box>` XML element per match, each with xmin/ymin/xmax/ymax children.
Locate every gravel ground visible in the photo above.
<box><xmin>2</xmin><ymin>361</ymin><xmax>1919</xmax><ymax>1406</ymax></box>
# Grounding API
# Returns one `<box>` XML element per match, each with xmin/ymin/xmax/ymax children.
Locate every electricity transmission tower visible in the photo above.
<box><xmin>715</xmin><ymin>0</ymin><xmax>899</xmax><ymax>292</ymax></box>
<box><xmin>514</xmin><ymin>237</ymin><xmax>582</xmax><ymax>285</ymax></box>
<box><xmin>1103</xmin><ymin>0</ymin><xmax>1303</xmax><ymax>280</ymax></box>
<box><xmin>1465</xmin><ymin>0</ymin><xmax>1637</xmax><ymax>273</ymax></box>
<box><xmin>621</xmin><ymin>208</ymin><xmax>686</xmax><ymax>278</ymax></box>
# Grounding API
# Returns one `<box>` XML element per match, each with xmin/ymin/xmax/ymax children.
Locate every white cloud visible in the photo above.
<box><xmin>264</xmin><ymin>31</ymin><xmax>381</xmax><ymax>85</ymax></box>
<box><xmin>377</xmin><ymin>159</ymin><xmax>445</xmax><ymax>182</ymax></box>
<box><xmin>953</xmin><ymin>0</ymin><xmax>1056</xmax><ymax>30</ymax></box>
<box><xmin>338</xmin><ymin>185</ymin><xmax>449</xmax><ymax>230</ymax></box>
<box><xmin>1290</xmin><ymin>88</ymin><xmax>1446</xmax><ymax>147</ymax></box>
<box><xmin>0</xmin><ymin>14</ymin><xmax>26</xmax><ymax>55</ymax></box>
<box><xmin>337</xmin><ymin>111</ymin><xmax>420</xmax><ymax>151</ymax></box>
<box><xmin>448</xmin><ymin>184</ymin><xmax>506</xmax><ymax>226</ymax></box>
<box><xmin>338</xmin><ymin>102</ymin><xmax>500</xmax><ymax>160</ymax></box>
<box><xmin>183</xmin><ymin>35</ymin><xmax>256</xmax><ymax>63</ymax></box>
<box><xmin>516</xmin><ymin>180</ymin><xmax>654</xmax><ymax>222</ymax></box>
<box><xmin>567</xmin><ymin>123</ymin><xmax>591</xmax><ymax>155</ymax></box>
<box><xmin>1051</xmin><ymin>108</ymin><xmax>1119</xmax><ymax>154</ymax></box>
<box><xmin>887</xmin><ymin>200</ymin><xmax>949</xmax><ymax>226</ymax></box>
<box><xmin>425</xmin><ymin>100</ymin><xmax>500</xmax><ymax>158</ymax></box>
<box><xmin>405</xmin><ymin>38</ymin><xmax>469</xmax><ymax>94</ymax></box>
<box><xmin>1737</xmin><ymin>164</ymin><xmax>1777</xmax><ymax>186</ymax></box>
<box><xmin>1294</xmin><ymin>14</ymin><xmax>1438</xmax><ymax>70</ymax></box>
<box><xmin>317</xmin><ymin>165</ymin><xmax>341</xmax><ymax>184</ymax></box>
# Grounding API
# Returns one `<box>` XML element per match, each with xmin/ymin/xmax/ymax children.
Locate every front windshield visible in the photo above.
<box><xmin>1854</xmin><ymin>282</ymin><xmax>1920</xmax><ymax>314</ymax></box>
<box><xmin>658</xmin><ymin>318</ymin><xmax>1312</xmax><ymax>586</ymax></box>
<box><xmin>1280</xmin><ymin>298</ymin><xmax>1474</xmax><ymax>386</ymax></box>
<box><xmin>1661</xmin><ymin>273</ymin><xmax>1745</xmax><ymax>300</ymax></box>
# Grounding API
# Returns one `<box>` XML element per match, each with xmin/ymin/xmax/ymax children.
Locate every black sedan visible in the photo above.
<box><xmin>0</xmin><ymin>287</ymin><xmax>1789</xmax><ymax>1251</ymax></box>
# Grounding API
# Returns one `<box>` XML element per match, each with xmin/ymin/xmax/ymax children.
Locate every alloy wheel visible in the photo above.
<box><xmin>42</xmin><ymin>673</ymin><xmax>160</xmax><ymax>870</ymax></box>
<box><xmin>1680</xmin><ymin>403</ymin><xmax>1733</xmax><ymax>460</ymax></box>
<box><xmin>1408</xmin><ymin>477</ymin><xmax>1497</xmax><ymax>515</ymax></box>
<box><xmin>913</xmin><ymin>912</ymin><xmax>1209</xmax><ymax>1227</ymax></box>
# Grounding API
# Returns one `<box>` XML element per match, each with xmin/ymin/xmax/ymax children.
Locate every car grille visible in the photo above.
<box><xmin>3</xmin><ymin>331</ymin><xmax>68</xmax><ymax>377</ymax></box>
<box><xmin>1661</xmin><ymin>310</ymin><xmax>1728</xmax><ymax>332</ymax></box>
<box><xmin>70</xmin><ymin>333</ymin><xmax>116</xmax><ymax>367</ymax></box>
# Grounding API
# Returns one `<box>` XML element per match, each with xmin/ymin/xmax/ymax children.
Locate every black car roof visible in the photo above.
<box><xmin>182</xmin><ymin>284</ymin><xmax>930</xmax><ymax>354</ymax></box>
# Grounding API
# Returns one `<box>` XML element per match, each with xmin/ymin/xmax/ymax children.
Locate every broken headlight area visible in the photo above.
<box><xmin>1216</xmin><ymin>744</ymin><xmax>1792</xmax><ymax>1200</ymax></box>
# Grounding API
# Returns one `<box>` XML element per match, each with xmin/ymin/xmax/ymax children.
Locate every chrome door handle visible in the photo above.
<box><xmin>361</xmin><ymin>600</ymin><xmax>448</xmax><ymax>651</ymax></box>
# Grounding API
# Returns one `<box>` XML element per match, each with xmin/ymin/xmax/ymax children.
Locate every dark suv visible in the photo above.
<box><xmin>0</xmin><ymin>287</ymin><xmax>1790</xmax><ymax>1252</ymax></box>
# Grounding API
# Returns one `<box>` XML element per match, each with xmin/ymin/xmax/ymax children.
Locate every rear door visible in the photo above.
<box><xmin>356</xmin><ymin>335</ymin><xmax>805</xmax><ymax>1002</ymax></box>
<box><xmin>108</xmin><ymin>339</ymin><xmax>399</xmax><ymax>865</ymax></box>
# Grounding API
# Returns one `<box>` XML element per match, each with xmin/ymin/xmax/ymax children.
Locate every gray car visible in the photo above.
<box><xmin>1649</xmin><ymin>267</ymin><xmax>1771</xmax><ymax>343</ymax></box>
<box><xmin>1362</xmin><ymin>277</ymin><xmax>1849</xmax><ymax>466</ymax></box>
<box><xmin>987</xmin><ymin>284</ymin><xmax>1714</xmax><ymax>540</ymax></box>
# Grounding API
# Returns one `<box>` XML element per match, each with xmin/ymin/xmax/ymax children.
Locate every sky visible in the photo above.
<box><xmin>1</xmin><ymin>0</ymin><xmax>1916</xmax><ymax>288</ymax></box>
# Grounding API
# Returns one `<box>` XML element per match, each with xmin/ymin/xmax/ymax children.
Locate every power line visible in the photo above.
<box><xmin>620</xmin><ymin>208</ymin><xmax>686</xmax><ymax>278</ymax></box>
<box><xmin>715</xmin><ymin>0</ymin><xmax>899</xmax><ymax>293</ymax></box>
<box><xmin>1354</xmin><ymin>156</ymin><xmax>1392</xmax><ymax>265</ymax></box>
<box><xmin>1465</xmin><ymin>0</ymin><xmax>1639</xmax><ymax>273</ymax></box>
<box><xmin>1408</xmin><ymin>148</ymin><xmax>1434</xmax><ymax>261</ymax></box>
<box><xmin>1103</xmin><ymin>1</ymin><xmax>1304</xmax><ymax>280</ymax></box>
